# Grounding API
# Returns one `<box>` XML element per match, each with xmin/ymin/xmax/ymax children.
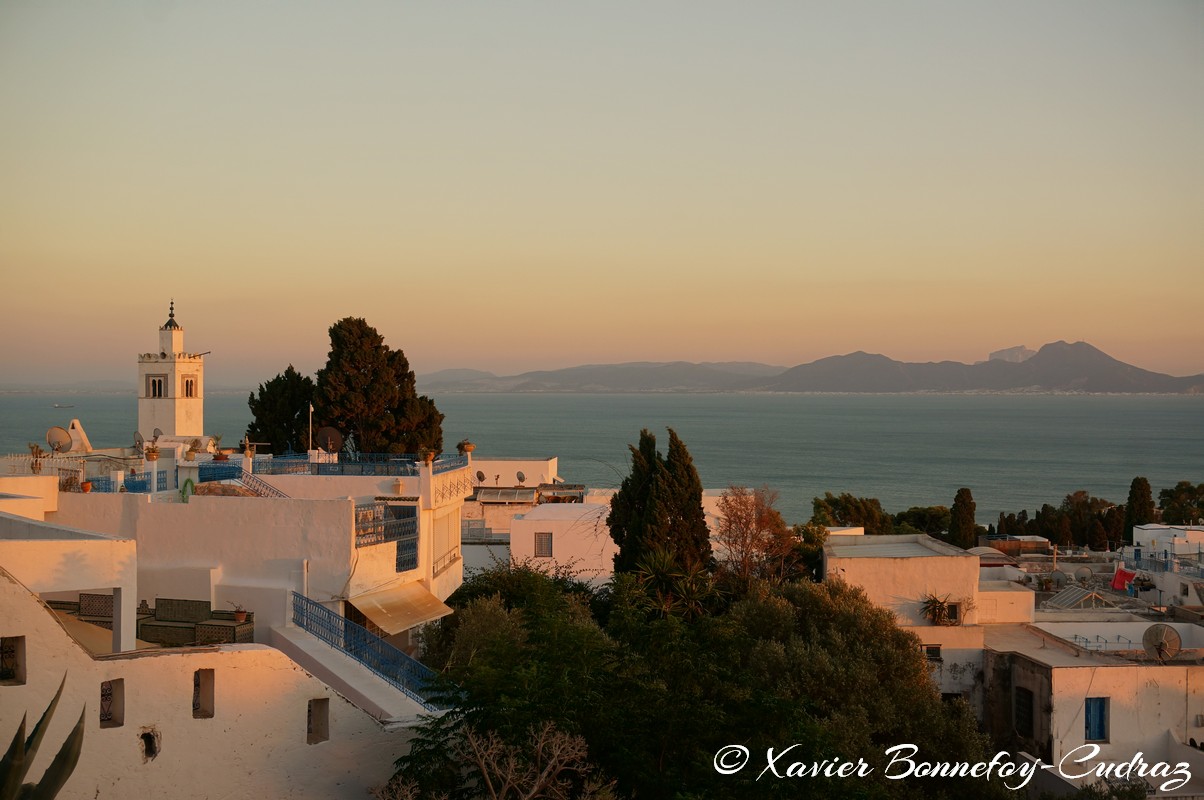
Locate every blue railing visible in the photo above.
<box><xmin>247</xmin><ymin>453</ymin><xmax>464</xmax><ymax>477</ymax></box>
<box><xmin>84</xmin><ymin>469</ymin><xmax>173</xmax><ymax>494</ymax></box>
<box><xmin>199</xmin><ymin>461</ymin><xmax>243</xmax><ymax>482</ymax></box>
<box><xmin>290</xmin><ymin>592</ymin><xmax>441</xmax><ymax>710</ymax></box>
<box><xmin>1133</xmin><ymin>556</ymin><xmax>1204</xmax><ymax>581</ymax></box>
<box><xmin>354</xmin><ymin>502</ymin><xmax>419</xmax><ymax>548</ymax></box>
<box><xmin>433</xmin><ymin>455</ymin><xmax>468</xmax><ymax>474</ymax></box>
<box><xmin>237</xmin><ymin>470</ymin><xmax>290</xmax><ymax>499</ymax></box>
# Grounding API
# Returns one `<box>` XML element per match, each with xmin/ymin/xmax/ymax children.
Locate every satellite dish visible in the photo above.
<box><xmin>46</xmin><ymin>426</ymin><xmax>72</xmax><ymax>453</ymax></box>
<box><xmin>1074</xmin><ymin>566</ymin><xmax>1094</xmax><ymax>585</ymax></box>
<box><xmin>1050</xmin><ymin>570</ymin><xmax>1068</xmax><ymax>589</ymax></box>
<box><xmin>516</xmin><ymin>471</ymin><xmax>526</xmax><ymax>485</ymax></box>
<box><xmin>315</xmin><ymin>427</ymin><xmax>343</xmax><ymax>454</ymax></box>
<box><xmin>476</xmin><ymin>470</ymin><xmax>486</xmax><ymax>484</ymax></box>
<box><xmin>134</xmin><ymin>431</ymin><xmax>145</xmax><ymax>452</ymax></box>
<box><xmin>153</xmin><ymin>427</ymin><xmax>163</xmax><ymax>439</ymax></box>
<box><xmin>1143</xmin><ymin>624</ymin><xmax>1182</xmax><ymax>663</ymax></box>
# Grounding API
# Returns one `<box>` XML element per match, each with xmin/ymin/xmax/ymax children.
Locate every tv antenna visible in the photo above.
<box><xmin>1142</xmin><ymin>624</ymin><xmax>1182</xmax><ymax>664</ymax></box>
<box><xmin>46</xmin><ymin>426</ymin><xmax>72</xmax><ymax>453</ymax></box>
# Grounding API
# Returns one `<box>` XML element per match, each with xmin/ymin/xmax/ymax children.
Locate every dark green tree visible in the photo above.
<box><xmin>894</xmin><ymin>505</ymin><xmax>951</xmax><ymax>536</ymax></box>
<box><xmin>245</xmin><ymin>365</ymin><xmax>315</xmax><ymax>454</ymax></box>
<box><xmin>810</xmin><ymin>492</ymin><xmax>895</xmax><ymax>535</ymax></box>
<box><xmin>948</xmin><ymin>487</ymin><xmax>977</xmax><ymax>549</ymax></box>
<box><xmin>312</xmin><ymin>317</ymin><xmax>443</xmax><ymax>454</ymax></box>
<box><xmin>1159</xmin><ymin>481</ymin><xmax>1204</xmax><ymax>525</ymax></box>
<box><xmin>1124</xmin><ymin>477</ymin><xmax>1156</xmax><ymax>543</ymax></box>
<box><xmin>607</xmin><ymin>428</ymin><xmax>711</xmax><ymax>575</ymax></box>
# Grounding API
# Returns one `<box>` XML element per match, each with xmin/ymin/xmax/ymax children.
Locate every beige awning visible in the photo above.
<box><xmin>349</xmin><ymin>582</ymin><xmax>453</xmax><ymax>636</ymax></box>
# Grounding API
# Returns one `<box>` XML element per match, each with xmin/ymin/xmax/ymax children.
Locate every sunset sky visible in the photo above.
<box><xmin>1</xmin><ymin>1</ymin><xmax>1202</xmax><ymax>387</ymax></box>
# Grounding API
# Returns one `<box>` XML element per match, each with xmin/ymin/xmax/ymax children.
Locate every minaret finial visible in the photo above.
<box><xmin>169</xmin><ymin>299</ymin><xmax>175</xmax><ymax>320</ymax></box>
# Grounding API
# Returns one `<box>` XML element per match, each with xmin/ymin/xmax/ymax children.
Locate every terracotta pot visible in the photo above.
<box><xmin>233</xmin><ymin>610</ymin><xmax>247</xmax><ymax>623</ymax></box>
<box><xmin>214</xmin><ymin>453</ymin><xmax>229</xmax><ymax>462</ymax></box>
<box><xmin>81</xmin><ymin>481</ymin><xmax>92</xmax><ymax>493</ymax></box>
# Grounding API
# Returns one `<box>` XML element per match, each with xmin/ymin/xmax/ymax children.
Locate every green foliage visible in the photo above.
<box><xmin>607</xmin><ymin>429</ymin><xmax>712</xmax><ymax>576</ymax></box>
<box><xmin>811</xmin><ymin>492</ymin><xmax>895</xmax><ymax>535</ymax></box>
<box><xmin>313</xmin><ymin>317</ymin><xmax>443</xmax><ymax>454</ymax></box>
<box><xmin>1158</xmin><ymin>481</ymin><xmax>1204</xmax><ymax>525</ymax></box>
<box><xmin>400</xmin><ymin>563</ymin><xmax>1008</xmax><ymax>800</ymax></box>
<box><xmin>947</xmin><ymin>488</ymin><xmax>977</xmax><ymax>549</ymax></box>
<box><xmin>245</xmin><ymin>364</ymin><xmax>315</xmax><ymax>454</ymax></box>
<box><xmin>893</xmin><ymin>506</ymin><xmax>950</xmax><ymax>536</ymax></box>
<box><xmin>1</xmin><ymin>675</ymin><xmax>85</xmax><ymax>800</ymax></box>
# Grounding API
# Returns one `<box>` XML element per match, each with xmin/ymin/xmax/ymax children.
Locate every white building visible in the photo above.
<box><xmin>511</xmin><ymin>504</ymin><xmax>614</xmax><ymax>585</ymax></box>
<box><xmin>0</xmin><ymin>306</ymin><xmax>477</xmax><ymax>798</ymax></box>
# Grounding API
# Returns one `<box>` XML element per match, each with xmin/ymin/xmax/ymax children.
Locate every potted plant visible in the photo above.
<box><xmin>456</xmin><ymin>439</ymin><xmax>476</xmax><ymax>456</ymax></box>
<box><xmin>80</xmin><ymin>480</ymin><xmax>92</xmax><ymax>493</ymax></box>
<box><xmin>185</xmin><ymin>439</ymin><xmax>201</xmax><ymax>462</ymax></box>
<box><xmin>28</xmin><ymin>443</ymin><xmax>46</xmax><ymax>474</ymax></box>
<box><xmin>212</xmin><ymin>435</ymin><xmax>228</xmax><ymax>461</ymax></box>
<box><xmin>419</xmin><ymin>447</ymin><xmax>436</xmax><ymax>465</ymax></box>
<box><xmin>228</xmin><ymin>601</ymin><xmax>248</xmax><ymax>623</ymax></box>
<box><xmin>143</xmin><ymin>443</ymin><xmax>160</xmax><ymax>462</ymax></box>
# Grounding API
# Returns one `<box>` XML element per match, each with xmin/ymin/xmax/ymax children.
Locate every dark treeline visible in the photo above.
<box><xmin>808</xmin><ymin>479</ymin><xmax>1203</xmax><ymax>551</ymax></box>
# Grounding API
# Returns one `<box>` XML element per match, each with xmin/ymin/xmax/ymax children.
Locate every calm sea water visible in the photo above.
<box><xmin>2</xmin><ymin>391</ymin><xmax>1200</xmax><ymax>526</ymax></box>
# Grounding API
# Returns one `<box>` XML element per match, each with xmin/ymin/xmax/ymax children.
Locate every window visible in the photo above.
<box><xmin>922</xmin><ymin>644</ymin><xmax>942</xmax><ymax>662</ymax></box>
<box><xmin>534</xmin><ymin>532</ymin><xmax>553</xmax><ymax>558</ymax></box>
<box><xmin>193</xmin><ymin>669</ymin><xmax>214</xmax><ymax>718</ymax></box>
<box><xmin>147</xmin><ymin>375</ymin><xmax>166</xmax><ymax>398</ymax></box>
<box><xmin>183</xmin><ymin>376</ymin><xmax>197</xmax><ymax>398</ymax></box>
<box><xmin>946</xmin><ymin>603</ymin><xmax>961</xmax><ymax>624</ymax></box>
<box><xmin>1182</xmin><ymin>582</ymin><xmax>1190</xmax><ymax>598</ymax></box>
<box><xmin>307</xmin><ymin>698</ymin><xmax>329</xmax><ymax>744</ymax></box>
<box><xmin>1085</xmin><ymin>697</ymin><xmax>1109</xmax><ymax>742</ymax></box>
<box><xmin>100</xmin><ymin>679</ymin><xmax>125</xmax><ymax>728</ymax></box>
<box><xmin>1</xmin><ymin>636</ymin><xmax>25</xmax><ymax>685</ymax></box>
<box><xmin>1014</xmin><ymin>687</ymin><xmax>1034</xmax><ymax>738</ymax></box>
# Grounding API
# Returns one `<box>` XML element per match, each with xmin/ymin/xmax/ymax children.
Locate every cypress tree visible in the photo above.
<box><xmin>1124</xmin><ymin>477</ymin><xmax>1155</xmax><ymax>544</ymax></box>
<box><xmin>608</xmin><ymin>428</ymin><xmax>711</xmax><ymax>574</ymax></box>
<box><xmin>948</xmin><ymin>487</ymin><xmax>977</xmax><ymax>550</ymax></box>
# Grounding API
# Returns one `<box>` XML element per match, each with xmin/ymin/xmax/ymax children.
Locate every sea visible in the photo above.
<box><xmin>2</xmin><ymin>390</ymin><xmax>1201</xmax><ymax>527</ymax></box>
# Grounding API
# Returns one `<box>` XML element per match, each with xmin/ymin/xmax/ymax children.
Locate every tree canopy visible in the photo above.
<box><xmin>1124</xmin><ymin>477</ymin><xmax>1156</xmax><ymax>543</ymax></box>
<box><xmin>810</xmin><ymin>492</ymin><xmax>895</xmax><ymax>535</ymax></box>
<box><xmin>607</xmin><ymin>428</ymin><xmax>711</xmax><ymax>575</ymax></box>
<box><xmin>1159</xmin><ymin>481</ymin><xmax>1204</xmax><ymax>525</ymax></box>
<box><xmin>312</xmin><ymin>317</ymin><xmax>443</xmax><ymax>454</ymax></box>
<box><xmin>245</xmin><ymin>365</ymin><xmax>315</xmax><ymax>454</ymax></box>
<box><xmin>392</xmin><ymin>562</ymin><xmax>1007</xmax><ymax>800</ymax></box>
<box><xmin>948</xmin><ymin>488</ymin><xmax>977</xmax><ymax>549</ymax></box>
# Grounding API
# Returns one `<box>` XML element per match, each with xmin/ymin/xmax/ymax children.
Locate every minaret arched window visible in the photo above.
<box><xmin>148</xmin><ymin>376</ymin><xmax>166</xmax><ymax>398</ymax></box>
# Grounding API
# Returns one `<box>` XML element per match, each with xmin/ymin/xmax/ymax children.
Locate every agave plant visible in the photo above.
<box><xmin>1</xmin><ymin>675</ymin><xmax>85</xmax><ymax>800</ymax></box>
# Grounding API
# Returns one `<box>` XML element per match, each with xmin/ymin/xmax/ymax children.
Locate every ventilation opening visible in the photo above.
<box><xmin>193</xmin><ymin>669</ymin><xmax>214</xmax><ymax>719</ymax></box>
<box><xmin>140</xmin><ymin>729</ymin><xmax>160</xmax><ymax>761</ymax></box>
<box><xmin>307</xmin><ymin>698</ymin><xmax>329</xmax><ymax>744</ymax></box>
<box><xmin>0</xmin><ymin>636</ymin><xmax>26</xmax><ymax>685</ymax></box>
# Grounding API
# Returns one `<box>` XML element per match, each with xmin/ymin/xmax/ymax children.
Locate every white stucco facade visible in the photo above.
<box><xmin>137</xmin><ymin>303</ymin><xmax>204</xmax><ymax>441</ymax></box>
<box><xmin>511</xmin><ymin>504</ymin><xmax>614</xmax><ymax>583</ymax></box>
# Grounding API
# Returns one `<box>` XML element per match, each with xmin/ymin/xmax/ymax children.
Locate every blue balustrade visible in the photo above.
<box><xmin>290</xmin><ymin>592</ymin><xmax>442</xmax><ymax>710</ymax></box>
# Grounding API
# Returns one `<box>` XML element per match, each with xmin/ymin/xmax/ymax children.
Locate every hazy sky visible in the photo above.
<box><xmin>2</xmin><ymin>1</ymin><xmax>1202</xmax><ymax>387</ymax></box>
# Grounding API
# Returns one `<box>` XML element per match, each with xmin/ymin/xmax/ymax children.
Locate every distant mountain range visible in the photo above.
<box><xmin>419</xmin><ymin>342</ymin><xmax>1204</xmax><ymax>394</ymax></box>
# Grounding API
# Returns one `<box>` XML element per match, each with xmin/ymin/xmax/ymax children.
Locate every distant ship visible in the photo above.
<box><xmin>52</xmin><ymin>403</ymin><xmax>75</xmax><ymax>408</ymax></box>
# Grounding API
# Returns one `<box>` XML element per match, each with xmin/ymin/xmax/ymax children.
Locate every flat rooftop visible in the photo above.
<box><xmin>825</xmin><ymin>534</ymin><xmax>973</xmax><ymax>559</ymax></box>
<box><xmin>514</xmin><ymin>503</ymin><xmax>608</xmax><ymax>522</ymax></box>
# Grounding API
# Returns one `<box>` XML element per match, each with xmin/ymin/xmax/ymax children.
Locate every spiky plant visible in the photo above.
<box><xmin>0</xmin><ymin>675</ymin><xmax>85</xmax><ymax>800</ymax></box>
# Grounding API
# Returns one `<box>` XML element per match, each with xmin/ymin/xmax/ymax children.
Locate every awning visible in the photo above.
<box><xmin>349</xmin><ymin>582</ymin><xmax>453</xmax><ymax>636</ymax></box>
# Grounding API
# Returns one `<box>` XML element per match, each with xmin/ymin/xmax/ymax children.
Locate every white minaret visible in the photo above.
<box><xmin>137</xmin><ymin>300</ymin><xmax>204</xmax><ymax>441</ymax></box>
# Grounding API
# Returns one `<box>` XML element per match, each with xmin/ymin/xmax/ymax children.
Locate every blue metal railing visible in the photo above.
<box><xmin>199</xmin><ymin>461</ymin><xmax>243</xmax><ymax>482</ymax></box>
<box><xmin>1133</xmin><ymin>556</ymin><xmax>1204</xmax><ymax>582</ymax></box>
<box><xmin>433</xmin><ymin>455</ymin><xmax>468</xmax><ymax>474</ymax></box>
<box><xmin>290</xmin><ymin>592</ymin><xmax>441</xmax><ymax>710</ymax></box>
<box><xmin>237</xmin><ymin>470</ymin><xmax>290</xmax><ymax>499</ymax></box>
<box><xmin>249</xmin><ymin>453</ymin><xmax>465</xmax><ymax>478</ymax></box>
<box><xmin>354</xmin><ymin>502</ymin><xmax>419</xmax><ymax>548</ymax></box>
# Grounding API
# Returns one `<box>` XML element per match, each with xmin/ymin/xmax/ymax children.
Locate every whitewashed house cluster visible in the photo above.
<box><xmin>1</xmin><ymin>307</ymin><xmax>473</xmax><ymax>799</ymax></box>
